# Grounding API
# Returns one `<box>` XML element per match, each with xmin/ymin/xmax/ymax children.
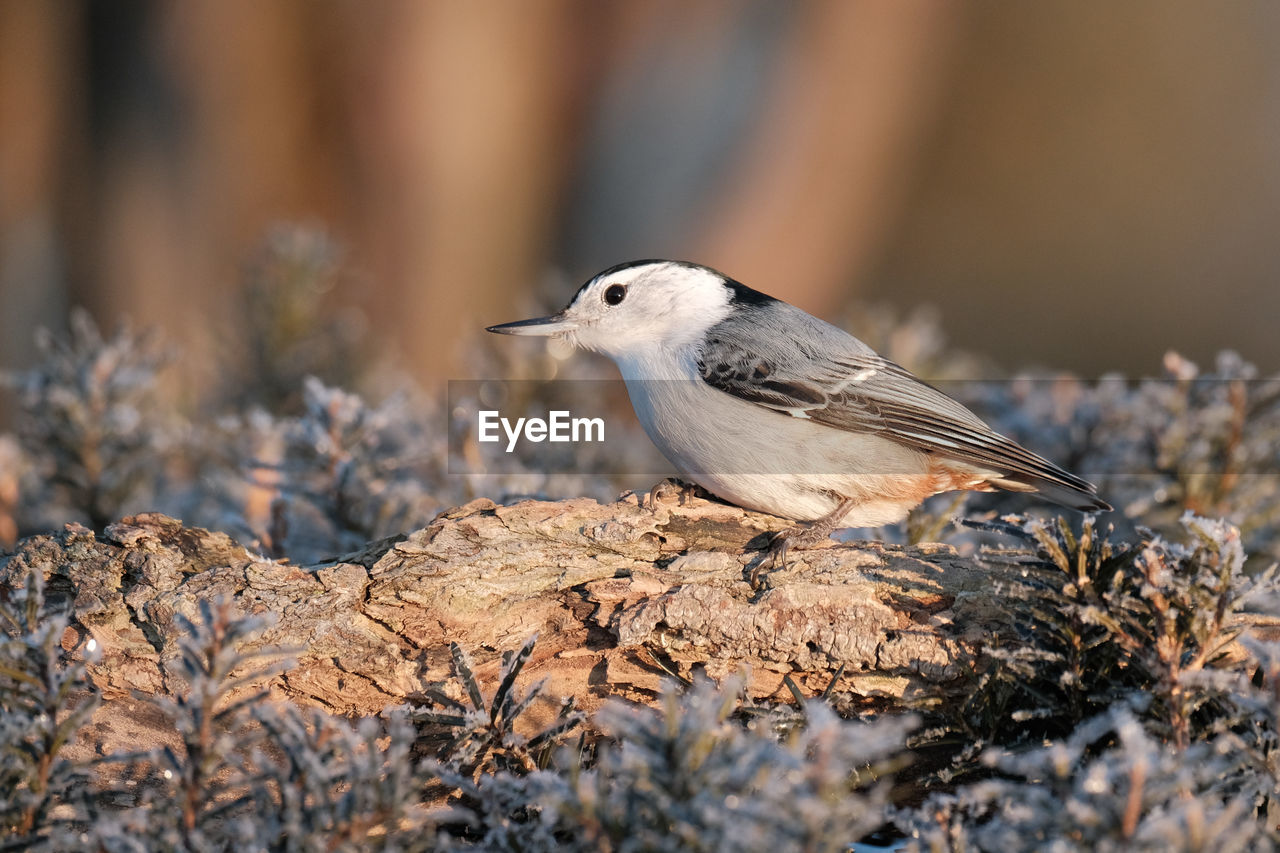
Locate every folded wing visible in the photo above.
<box><xmin>696</xmin><ymin>306</ymin><xmax>1109</xmax><ymax>512</ymax></box>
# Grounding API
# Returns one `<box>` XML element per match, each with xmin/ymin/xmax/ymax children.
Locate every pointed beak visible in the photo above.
<box><xmin>485</xmin><ymin>312</ymin><xmax>578</xmax><ymax>337</ymax></box>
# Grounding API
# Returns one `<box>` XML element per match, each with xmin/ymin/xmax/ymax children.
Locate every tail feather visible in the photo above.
<box><xmin>988</xmin><ymin>472</ymin><xmax>1111</xmax><ymax>512</ymax></box>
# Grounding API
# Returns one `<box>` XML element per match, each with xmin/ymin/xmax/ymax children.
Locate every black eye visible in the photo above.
<box><xmin>603</xmin><ymin>284</ymin><xmax>627</xmax><ymax>306</ymax></box>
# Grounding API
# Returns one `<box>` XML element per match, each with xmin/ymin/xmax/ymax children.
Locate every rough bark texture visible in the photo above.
<box><xmin>0</xmin><ymin>492</ymin><xmax>1088</xmax><ymax>757</ymax></box>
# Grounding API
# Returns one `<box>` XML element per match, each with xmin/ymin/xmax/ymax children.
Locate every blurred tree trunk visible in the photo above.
<box><xmin>694</xmin><ymin>0</ymin><xmax>961</xmax><ymax>315</ymax></box>
<box><xmin>337</xmin><ymin>0</ymin><xmax>591</xmax><ymax>381</ymax></box>
<box><xmin>0</xmin><ymin>1</ymin><xmax>76</xmax><ymax>394</ymax></box>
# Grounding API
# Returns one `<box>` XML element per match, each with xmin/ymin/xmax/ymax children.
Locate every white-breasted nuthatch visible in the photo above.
<box><xmin>488</xmin><ymin>260</ymin><xmax>1108</xmax><ymax>562</ymax></box>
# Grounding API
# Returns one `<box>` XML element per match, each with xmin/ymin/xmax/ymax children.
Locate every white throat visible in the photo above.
<box><xmin>613</xmin><ymin>341</ymin><xmax>701</xmax><ymax>382</ymax></box>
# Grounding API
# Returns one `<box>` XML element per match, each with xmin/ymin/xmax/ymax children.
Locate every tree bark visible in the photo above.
<box><xmin>0</xmin><ymin>492</ymin><xmax>1083</xmax><ymax>756</ymax></box>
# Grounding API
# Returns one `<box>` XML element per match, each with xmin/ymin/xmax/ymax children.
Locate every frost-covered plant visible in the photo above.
<box><xmin>0</xmin><ymin>581</ymin><xmax>449</xmax><ymax>851</ymax></box>
<box><xmin>438</xmin><ymin>677</ymin><xmax>914</xmax><ymax>852</ymax></box>
<box><xmin>904</xmin><ymin>707</ymin><xmax>1279</xmax><ymax>852</ymax></box>
<box><xmin>905</xmin><ymin>516</ymin><xmax>1280</xmax><ymax>849</ymax></box>
<box><xmin>199</xmin><ymin>378</ymin><xmax>449</xmax><ymax>563</ymax></box>
<box><xmin>282</xmin><ymin>378</ymin><xmax>446</xmax><ymax>547</ymax></box>
<box><xmin>413</xmin><ymin>635</ymin><xmax>584</xmax><ymax>780</ymax></box>
<box><xmin>2</xmin><ymin>309</ymin><xmax>170</xmax><ymax>530</ymax></box>
<box><xmin>938</xmin><ymin>512</ymin><xmax>1275</xmax><ymax>780</ymax></box>
<box><xmin>252</xmin><ymin>705</ymin><xmax>439</xmax><ymax>853</ymax></box>
<box><xmin>970</xmin><ymin>351</ymin><xmax>1280</xmax><ymax>563</ymax></box>
<box><xmin>1196</xmin><ymin>636</ymin><xmax>1280</xmax><ymax>837</ymax></box>
<box><xmin>97</xmin><ymin>599</ymin><xmax>295</xmax><ymax>850</ymax></box>
<box><xmin>0</xmin><ymin>571</ymin><xmax>99</xmax><ymax>850</ymax></box>
<box><xmin>92</xmin><ymin>599</ymin><xmax>443</xmax><ymax>852</ymax></box>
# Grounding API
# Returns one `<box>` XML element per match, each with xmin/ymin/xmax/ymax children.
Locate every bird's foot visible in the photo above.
<box><xmin>750</xmin><ymin>498</ymin><xmax>857</xmax><ymax>589</ymax></box>
<box><xmin>645</xmin><ymin>477</ymin><xmax>708</xmax><ymax>509</ymax></box>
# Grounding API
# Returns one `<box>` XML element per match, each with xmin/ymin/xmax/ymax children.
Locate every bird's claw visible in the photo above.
<box><xmin>645</xmin><ymin>477</ymin><xmax>704</xmax><ymax>509</ymax></box>
<box><xmin>749</xmin><ymin>528</ymin><xmax>796</xmax><ymax>589</ymax></box>
<box><xmin>749</xmin><ymin>499</ymin><xmax>857</xmax><ymax>589</ymax></box>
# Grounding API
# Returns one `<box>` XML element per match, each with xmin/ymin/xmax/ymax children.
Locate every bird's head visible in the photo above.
<box><xmin>487</xmin><ymin>260</ymin><xmax>769</xmax><ymax>360</ymax></box>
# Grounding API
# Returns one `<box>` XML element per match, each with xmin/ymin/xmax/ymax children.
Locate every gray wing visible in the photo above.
<box><xmin>696</xmin><ymin>304</ymin><xmax>1108</xmax><ymax>511</ymax></box>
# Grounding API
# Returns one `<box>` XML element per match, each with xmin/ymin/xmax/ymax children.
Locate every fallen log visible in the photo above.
<box><xmin>2</xmin><ymin>491</ymin><xmax>1040</xmax><ymax>758</ymax></box>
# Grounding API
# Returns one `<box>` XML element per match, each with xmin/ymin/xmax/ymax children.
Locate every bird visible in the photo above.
<box><xmin>487</xmin><ymin>259</ymin><xmax>1108</xmax><ymax>569</ymax></box>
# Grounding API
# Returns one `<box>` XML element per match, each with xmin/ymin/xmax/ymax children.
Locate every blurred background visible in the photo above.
<box><xmin>3</xmin><ymin>0</ymin><xmax>1280</xmax><ymax>402</ymax></box>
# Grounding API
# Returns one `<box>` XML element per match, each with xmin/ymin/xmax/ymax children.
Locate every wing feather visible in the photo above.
<box><xmin>695</xmin><ymin>303</ymin><xmax>1108</xmax><ymax>511</ymax></box>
